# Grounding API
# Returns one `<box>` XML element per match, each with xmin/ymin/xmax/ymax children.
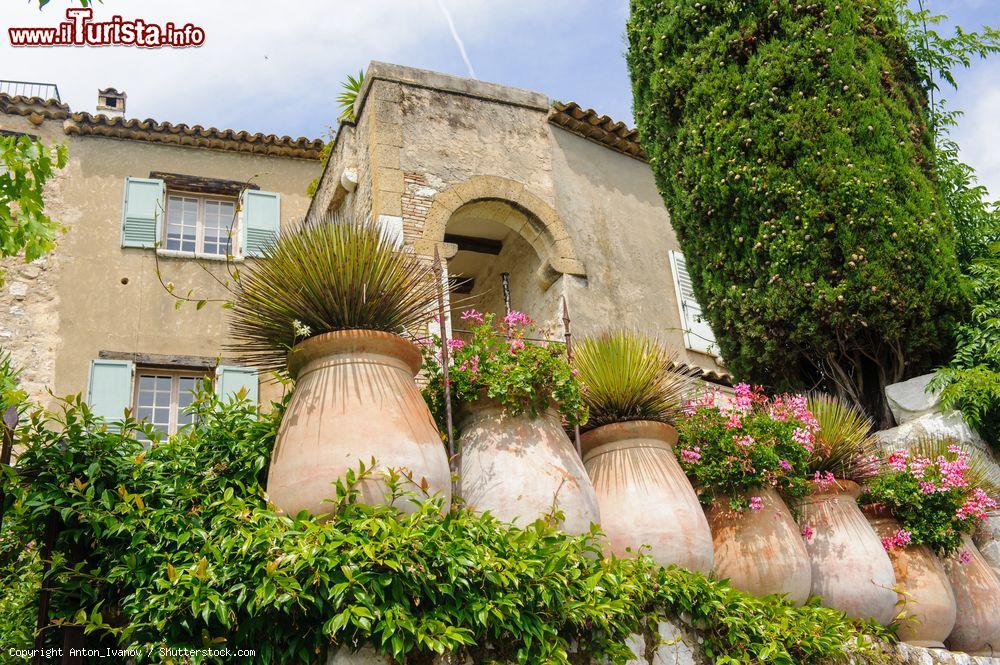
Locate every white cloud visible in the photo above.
<box><xmin>0</xmin><ymin>0</ymin><xmax>573</xmax><ymax>138</ymax></box>
<box><xmin>948</xmin><ymin>68</ymin><xmax>1000</xmax><ymax>201</ymax></box>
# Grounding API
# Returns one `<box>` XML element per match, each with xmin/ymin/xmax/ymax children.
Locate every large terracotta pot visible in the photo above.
<box><xmin>705</xmin><ymin>488</ymin><xmax>812</xmax><ymax>603</ymax></box>
<box><xmin>581</xmin><ymin>420</ymin><xmax>713</xmax><ymax>572</ymax></box>
<box><xmin>457</xmin><ymin>398</ymin><xmax>599</xmax><ymax>534</ymax></box>
<box><xmin>942</xmin><ymin>534</ymin><xmax>1000</xmax><ymax>655</ymax></box>
<box><xmin>866</xmin><ymin>510</ymin><xmax>956</xmax><ymax>648</ymax></box>
<box><xmin>267</xmin><ymin>330</ymin><xmax>451</xmax><ymax>516</ymax></box>
<box><xmin>798</xmin><ymin>480</ymin><xmax>897</xmax><ymax>625</ymax></box>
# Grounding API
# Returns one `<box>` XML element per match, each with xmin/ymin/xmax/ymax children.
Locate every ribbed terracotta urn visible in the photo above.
<box><xmin>581</xmin><ymin>420</ymin><xmax>713</xmax><ymax>572</ymax></box>
<box><xmin>457</xmin><ymin>399</ymin><xmax>599</xmax><ymax>534</ymax></box>
<box><xmin>942</xmin><ymin>534</ymin><xmax>1000</xmax><ymax>655</ymax></box>
<box><xmin>866</xmin><ymin>509</ymin><xmax>956</xmax><ymax>648</ymax></box>
<box><xmin>705</xmin><ymin>488</ymin><xmax>812</xmax><ymax>603</ymax></box>
<box><xmin>798</xmin><ymin>480</ymin><xmax>897</xmax><ymax>625</ymax></box>
<box><xmin>267</xmin><ymin>330</ymin><xmax>451</xmax><ymax>516</ymax></box>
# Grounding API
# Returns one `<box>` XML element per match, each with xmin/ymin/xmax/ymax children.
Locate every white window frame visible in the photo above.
<box><xmin>132</xmin><ymin>369</ymin><xmax>207</xmax><ymax>436</ymax></box>
<box><xmin>162</xmin><ymin>190</ymin><xmax>241</xmax><ymax>259</ymax></box>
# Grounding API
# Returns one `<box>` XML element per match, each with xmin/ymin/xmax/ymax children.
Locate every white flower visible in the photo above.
<box><xmin>292</xmin><ymin>320</ymin><xmax>312</xmax><ymax>338</ymax></box>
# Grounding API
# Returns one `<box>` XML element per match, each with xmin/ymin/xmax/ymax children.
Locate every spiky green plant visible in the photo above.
<box><xmin>574</xmin><ymin>329</ymin><xmax>695</xmax><ymax>432</ymax></box>
<box><xmin>228</xmin><ymin>216</ymin><xmax>439</xmax><ymax>372</ymax></box>
<box><xmin>908</xmin><ymin>436</ymin><xmax>1000</xmax><ymax>501</ymax></box>
<box><xmin>337</xmin><ymin>70</ymin><xmax>365</xmax><ymax>122</ymax></box>
<box><xmin>807</xmin><ymin>393</ymin><xmax>882</xmax><ymax>480</ymax></box>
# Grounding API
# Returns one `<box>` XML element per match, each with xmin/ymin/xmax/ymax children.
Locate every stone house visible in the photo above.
<box><xmin>0</xmin><ymin>62</ymin><xmax>728</xmax><ymax>435</ymax></box>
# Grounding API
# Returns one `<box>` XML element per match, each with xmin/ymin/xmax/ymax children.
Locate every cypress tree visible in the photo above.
<box><xmin>627</xmin><ymin>0</ymin><xmax>968</xmax><ymax>425</ymax></box>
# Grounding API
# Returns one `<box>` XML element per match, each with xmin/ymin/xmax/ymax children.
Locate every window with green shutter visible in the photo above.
<box><xmin>215</xmin><ymin>365</ymin><xmax>259</xmax><ymax>405</ymax></box>
<box><xmin>121</xmin><ymin>177</ymin><xmax>165</xmax><ymax>248</ymax></box>
<box><xmin>86</xmin><ymin>359</ymin><xmax>135</xmax><ymax>421</ymax></box>
<box><xmin>240</xmin><ymin>190</ymin><xmax>281</xmax><ymax>257</ymax></box>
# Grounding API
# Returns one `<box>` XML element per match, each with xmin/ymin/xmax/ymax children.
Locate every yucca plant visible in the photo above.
<box><xmin>806</xmin><ymin>393</ymin><xmax>882</xmax><ymax>480</ymax></box>
<box><xmin>574</xmin><ymin>329</ymin><xmax>695</xmax><ymax>432</ymax></box>
<box><xmin>228</xmin><ymin>215</ymin><xmax>439</xmax><ymax>371</ymax></box>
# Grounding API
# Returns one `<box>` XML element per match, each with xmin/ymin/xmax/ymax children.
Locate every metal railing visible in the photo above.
<box><xmin>0</xmin><ymin>79</ymin><xmax>61</xmax><ymax>102</ymax></box>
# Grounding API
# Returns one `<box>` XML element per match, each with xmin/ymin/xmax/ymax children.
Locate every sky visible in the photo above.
<box><xmin>1</xmin><ymin>0</ymin><xmax>998</xmax><ymax>197</ymax></box>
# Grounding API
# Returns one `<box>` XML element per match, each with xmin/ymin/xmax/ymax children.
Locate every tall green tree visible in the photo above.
<box><xmin>0</xmin><ymin>134</ymin><xmax>67</xmax><ymax>286</ymax></box>
<box><xmin>627</xmin><ymin>0</ymin><xmax>969</xmax><ymax>425</ymax></box>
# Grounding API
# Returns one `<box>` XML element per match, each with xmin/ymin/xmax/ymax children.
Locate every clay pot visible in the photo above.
<box><xmin>705</xmin><ymin>488</ymin><xmax>812</xmax><ymax>603</ymax></box>
<box><xmin>798</xmin><ymin>480</ymin><xmax>897</xmax><ymax>625</ymax></box>
<box><xmin>267</xmin><ymin>330</ymin><xmax>451</xmax><ymax>516</ymax></box>
<box><xmin>581</xmin><ymin>421</ymin><xmax>713</xmax><ymax>572</ymax></box>
<box><xmin>866</xmin><ymin>510</ymin><xmax>956</xmax><ymax>648</ymax></box>
<box><xmin>457</xmin><ymin>398</ymin><xmax>599</xmax><ymax>534</ymax></box>
<box><xmin>942</xmin><ymin>534</ymin><xmax>1000</xmax><ymax>655</ymax></box>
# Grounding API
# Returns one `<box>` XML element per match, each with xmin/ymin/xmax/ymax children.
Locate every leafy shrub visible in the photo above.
<box><xmin>0</xmin><ymin>387</ymin><xmax>892</xmax><ymax>664</ymax></box>
<box><xmin>931</xmin><ymin>243</ymin><xmax>1000</xmax><ymax>447</ymax></box>
<box><xmin>626</xmin><ymin>0</ymin><xmax>968</xmax><ymax>426</ymax></box>
<box><xmin>421</xmin><ymin>310</ymin><xmax>587</xmax><ymax>432</ymax></box>
<box><xmin>573</xmin><ymin>329</ymin><xmax>694</xmax><ymax>432</ymax></box>
<box><xmin>859</xmin><ymin>441</ymin><xmax>997</xmax><ymax>556</ymax></box>
<box><xmin>228</xmin><ymin>217</ymin><xmax>439</xmax><ymax>372</ymax></box>
<box><xmin>675</xmin><ymin>384</ymin><xmax>815</xmax><ymax>511</ymax></box>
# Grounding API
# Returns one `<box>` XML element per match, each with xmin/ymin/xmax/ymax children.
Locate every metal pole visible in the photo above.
<box><xmin>0</xmin><ymin>405</ymin><xmax>17</xmax><ymax>535</ymax></box>
<box><xmin>433</xmin><ymin>246</ymin><xmax>456</xmax><ymax>474</ymax></box>
<box><xmin>501</xmin><ymin>272</ymin><xmax>511</xmax><ymax>315</ymax></box>
<box><xmin>562</xmin><ymin>297</ymin><xmax>582</xmax><ymax>457</ymax></box>
<box><xmin>33</xmin><ymin>512</ymin><xmax>59</xmax><ymax>665</ymax></box>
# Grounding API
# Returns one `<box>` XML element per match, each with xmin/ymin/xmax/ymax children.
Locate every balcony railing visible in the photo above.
<box><xmin>0</xmin><ymin>80</ymin><xmax>61</xmax><ymax>102</ymax></box>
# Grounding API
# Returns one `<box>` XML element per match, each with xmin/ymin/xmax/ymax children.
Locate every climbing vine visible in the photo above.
<box><xmin>626</xmin><ymin>0</ymin><xmax>969</xmax><ymax>426</ymax></box>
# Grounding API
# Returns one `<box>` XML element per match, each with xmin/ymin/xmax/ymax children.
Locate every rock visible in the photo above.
<box><xmin>7</xmin><ymin>281</ymin><xmax>28</xmax><ymax>299</ymax></box>
<box><xmin>877</xmin><ymin>412</ymin><xmax>987</xmax><ymax>454</ymax></box>
<box><xmin>886</xmin><ymin>374</ymin><xmax>942</xmax><ymax>425</ymax></box>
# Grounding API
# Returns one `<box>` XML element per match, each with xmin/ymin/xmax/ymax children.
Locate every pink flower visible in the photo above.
<box><xmin>725</xmin><ymin>411</ymin><xmax>743</xmax><ymax>429</ymax></box>
<box><xmin>958</xmin><ymin>549</ymin><xmax>973</xmax><ymax>565</ymax></box>
<box><xmin>749</xmin><ymin>496</ymin><xmax>764</xmax><ymax>512</ymax></box>
<box><xmin>503</xmin><ymin>310</ymin><xmax>532</xmax><ymax>327</ymax></box>
<box><xmin>800</xmin><ymin>524</ymin><xmax>814</xmax><ymax>541</ymax></box>
<box><xmin>447</xmin><ymin>338</ymin><xmax>465</xmax><ymax>351</ymax></box>
<box><xmin>956</xmin><ymin>488</ymin><xmax>998</xmax><ymax>521</ymax></box>
<box><xmin>779</xmin><ymin>459</ymin><xmax>792</xmax><ymax>471</ymax></box>
<box><xmin>813</xmin><ymin>471</ymin><xmax>836</xmax><ymax>491</ymax></box>
<box><xmin>508</xmin><ymin>339</ymin><xmax>525</xmax><ymax>353</ymax></box>
<box><xmin>881</xmin><ymin>528</ymin><xmax>912</xmax><ymax>552</ymax></box>
<box><xmin>919</xmin><ymin>480</ymin><xmax>937</xmax><ymax>494</ymax></box>
<box><xmin>734</xmin><ymin>434</ymin><xmax>755</xmax><ymax>448</ymax></box>
<box><xmin>792</xmin><ymin>427</ymin><xmax>814</xmax><ymax>448</ymax></box>
<box><xmin>680</xmin><ymin>447</ymin><xmax>702</xmax><ymax>464</ymax></box>
<box><xmin>460</xmin><ymin>309</ymin><xmax>485</xmax><ymax>324</ymax></box>
<box><xmin>887</xmin><ymin>449</ymin><xmax>909</xmax><ymax>472</ymax></box>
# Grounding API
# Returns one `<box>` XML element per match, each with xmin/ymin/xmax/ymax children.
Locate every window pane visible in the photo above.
<box><xmin>136</xmin><ymin>373</ymin><xmax>173</xmax><ymax>434</ymax></box>
<box><xmin>202</xmin><ymin>200</ymin><xmax>235</xmax><ymax>256</ymax></box>
<box><xmin>166</xmin><ymin>195</ymin><xmax>198</xmax><ymax>252</ymax></box>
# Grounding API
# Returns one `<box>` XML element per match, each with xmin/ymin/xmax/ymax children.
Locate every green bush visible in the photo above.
<box><xmin>626</xmin><ymin>0</ymin><xmax>967</xmax><ymax>426</ymax></box>
<box><xmin>0</xmin><ymin>389</ymin><xmax>890</xmax><ymax>664</ymax></box>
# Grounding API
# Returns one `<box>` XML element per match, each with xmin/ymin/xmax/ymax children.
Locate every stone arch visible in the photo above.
<box><xmin>413</xmin><ymin>175</ymin><xmax>587</xmax><ymax>286</ymax></box>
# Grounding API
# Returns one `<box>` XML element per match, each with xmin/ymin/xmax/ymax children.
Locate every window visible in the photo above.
<box><xmin>164</xmin><ymin>193</ymin><xmax>237</xmax><ymax>257</ymax></box>
<box><xmin>133</xmin><ymin>371</ymin><xmax>205</xmax><ymax>435</ymax></box>
<box><xmin>668</xmin><ymin>250</ymin><xmax>720</xmax><ymax>357</ymax></box>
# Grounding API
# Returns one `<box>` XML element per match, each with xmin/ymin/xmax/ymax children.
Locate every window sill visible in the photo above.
<box><xmin>156</xmin><ymin>249</ymin><xmax>243</xmax><ymax>263</ymax></box>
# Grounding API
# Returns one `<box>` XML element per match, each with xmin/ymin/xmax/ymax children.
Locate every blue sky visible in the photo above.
<box><xmin>2</xmin><ymin>0</ymin><xmax>997</xmax><ymax>196</ymax></box>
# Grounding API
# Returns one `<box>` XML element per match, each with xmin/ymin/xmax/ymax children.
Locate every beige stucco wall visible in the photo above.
<box><xmin>0</xmin><ymin>110</ymin><xmax>321</xmax><ymax>406</ymax></box>
<box><xmin>313</xmin><ymin>62</ymin><xmax>723</xmax><ymax>375</ymax></box>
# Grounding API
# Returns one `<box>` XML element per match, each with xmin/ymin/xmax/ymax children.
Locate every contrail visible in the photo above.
<box><xmin>435</xmin><ymin>0</ymin><xmax>477</xmax><ymax>79</ymax></box>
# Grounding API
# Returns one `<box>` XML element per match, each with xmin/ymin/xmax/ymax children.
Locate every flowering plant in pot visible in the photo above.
<box><xmin>421</xmin><ymin>310</ymin><xmax>597</xmax><ymax>533</ymax></box>
<box><xmin>228</xmin><ymin>217</ymin><xmax>451</xmax><ymax>517</ymax></box>
<box><xmin>859</xmin><ymin>439</ymin><xmax>1000</xmax><ymax>652</ymax></box>
<box><xmin>675</xmin><ymin>384</ymin><xmax>815</xmax><ymax>602</ymax></box>
<box><xmin>571</xmin><ymin>329</ymin><xmax>712</xmax><ymax>571</ymax></box>
<box><xmin>797</xmin><ymin>394</ymin><xmax>898</xmax><ymax>627</ymax></box>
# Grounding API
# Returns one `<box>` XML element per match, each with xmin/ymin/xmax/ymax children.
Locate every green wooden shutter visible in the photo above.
<box><xmin>215</xmin><ymin>365</ymin><xmax>259</xmax><ymax>405</ymax></box>
<box><xmin>241</xmin><ymin>190</ymin><xmax>280</xmax><ymax>257</ymax></box>
<box><xmin>121</xmin><ymin>177</ymin><xmax>164</xmax><ymax>248</ymax></box>
<box><xmin>86</xmin><ymin>359</ymin><xmax>134</xmax><ymax>421</ymax></box>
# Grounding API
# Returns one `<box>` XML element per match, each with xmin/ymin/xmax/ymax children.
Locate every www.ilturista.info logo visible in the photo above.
<box><xmin>8</xmin><ymin>8</ymin><xmax>205</xmax><ymax>48</ymax></box>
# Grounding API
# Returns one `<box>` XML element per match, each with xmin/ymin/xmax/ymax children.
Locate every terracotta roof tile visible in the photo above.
<box><xmin>0</xmin><ymin>93</ymin><xmax>323</xmax><ymax>159</ymax></box>
<box><xmin>548</xmin><ymin>101</ymin><xmax>646</xmax><ymax>161</ymax></box>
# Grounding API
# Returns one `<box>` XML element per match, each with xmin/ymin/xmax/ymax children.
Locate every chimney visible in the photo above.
<box><xmin>97</xmin><ymin>87</ymin><xmax>126</xmax><ymax>117</ymax></box>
